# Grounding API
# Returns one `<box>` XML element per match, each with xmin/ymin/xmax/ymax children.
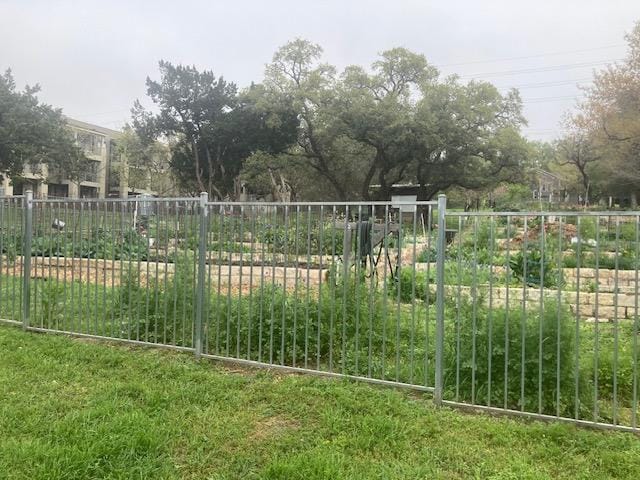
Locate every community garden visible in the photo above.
<box><xmin>1</xmin><ymin>197</ymin><xmax>638</xmax><ymax>430</ymax></box>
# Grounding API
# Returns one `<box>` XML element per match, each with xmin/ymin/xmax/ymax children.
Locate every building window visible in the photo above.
<box><xmin>81</xmin><ymin>161</ymin><xmax>100</xmax><ymax>183</ymax></box>
<box><xmin>76</xmin><ymin>131</ymin><xmax>104</xmax><ymax>156</ymax></box>
<box><xmin>80</xmin><ymin>186</ymin><xmax>98</xmax><ymax>198</ymax></box>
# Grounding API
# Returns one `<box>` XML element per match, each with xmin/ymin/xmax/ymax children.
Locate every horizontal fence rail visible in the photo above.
<box><xmin>0</xmin><ymin>191</ymin><xmax>638</xmax><ymax>432</ymax></box>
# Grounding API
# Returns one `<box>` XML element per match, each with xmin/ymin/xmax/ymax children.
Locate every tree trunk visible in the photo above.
<box><xmin>361</xmin><ymin>162</ymin><xmax>378</xmax><ymax>201</ymax></box>
<box><xmin>192</xmin><ymin>141</ymin><xmax>207</xmax><ymax>194</ymax></box>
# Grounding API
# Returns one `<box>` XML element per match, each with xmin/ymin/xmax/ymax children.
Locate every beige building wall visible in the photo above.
<box><xmin>66</xmin><ymin>118</ymin><xmax>121</xmax><ymax>199</ymax></box>
<box><xmin>1</xmin><ymin>177</ymin><xmax>13</xmax><ymax>196</ymax></box>
<box><xmin>2</xmin><ymin>118</ymin><xmax>176</xmax><ymax>199</ymax></box>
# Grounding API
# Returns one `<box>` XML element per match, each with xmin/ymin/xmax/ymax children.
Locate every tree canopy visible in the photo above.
<box><xmin>0</xmin><ymin>69</ymin><xmax>87</xmax><ymax>184</ymax></box>
<box><xmin>133</xmin><ymin>40</ymin><xmax>530</xmax><ymax>201</ymax></box>
<box><xmin>132</xmin><ymin>61</ymin><xmax>298</xmax><ymax>199</ymax></box>
<box><xmin>558</xmin><ymin>21</ymin><xmax>640</xmax><ymax>204</ymax></box>
<box><xmin>249</xmin><ymin>39</ymin><xmax>529</xmax><ymax>201</ymax></box>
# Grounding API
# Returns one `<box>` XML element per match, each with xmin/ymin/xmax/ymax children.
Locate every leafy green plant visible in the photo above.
<box><xmin>563</xmin><ymin>249</ymin><xmax>637</xmax><ymax>270</ymax></box>
<box><xmin>28</xmin><ymin>228</ymin><xmax>150</xmax><ymax>261</ymax></box>
<box><xmin>509</xmin><ymin>249</ymin><xmax>561</xmax><ymax>287</ymax></box>
<box><xmin>444</xmin><ymin>297</ymin><xmax>592</xmax><ymax>416</ymax></box>
<box><xmin>416</xmin><ymin>246</ymin><xmax>436</xmax><ymax>263</ymax></box>
<box><xmin>208</xmin><ymin>240</ymin><xmax>251</xmax><ymax>254</ymax></box>
<box><xmin>35</xmin><ymin>279</ymin><xmax>64</xmax><ymax>328</ymax></box>
<box><xmin>0</xmin><ymin>234</ymin><xmax>18</xmax><ymax>263</ymax></box>
<box><xmin>256</xmin><ymin>220</ymin><xmax>346</xmax><ymax>256</ymax></box>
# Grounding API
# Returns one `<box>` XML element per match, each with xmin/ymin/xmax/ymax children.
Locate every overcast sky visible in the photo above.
<box><xmin>1</xmin><ymin>0</ymin><xmax>638</xmax><ymax>140</ymax></box>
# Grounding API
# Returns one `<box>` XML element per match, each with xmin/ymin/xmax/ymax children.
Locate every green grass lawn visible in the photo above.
<box><xmin>0</xmin><ymin>324</ymin><xmax>639</xmax><ymax>480</ymax></box>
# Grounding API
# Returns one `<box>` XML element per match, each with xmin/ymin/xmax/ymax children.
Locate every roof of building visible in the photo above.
<box><xmin>65</xmin><ymin>117</ymin><xmax>123</xmax><ymax>138</ymax></box>
<box><xmin>533</xmin><ymin>168</ymin><xmax>565</xmax><ymax>182</ymax></box>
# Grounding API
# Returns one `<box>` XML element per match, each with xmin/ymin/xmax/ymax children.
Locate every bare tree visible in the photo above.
<box><xmin>556</xmin><ymin>134</ymin><xmax>600</xmax><ymax>206</ymax></box>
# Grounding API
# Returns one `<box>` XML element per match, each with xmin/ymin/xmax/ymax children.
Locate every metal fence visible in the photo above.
<box><xmin>1</xmin><ymin>191</ymin><xmax>638</xmax><ymax>433</ymax></box>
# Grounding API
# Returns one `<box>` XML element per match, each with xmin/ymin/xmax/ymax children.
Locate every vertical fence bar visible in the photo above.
<box><xmin>247</xmin><ymin>205</ymin><xmax>257</xmax><ymax>361</ymax></box>
<box><xmin>282</xmin><ymin>205</ymin><xmax>290</xmax><ymax>366</ymax></box>
<box><xmin>434</xmin><ymin>194</ymin><xmax>447</xmax><ymax>406</ymax></box>
<box><xmin>613</xmin><ymin>217</ymin><xmax>620</xmax><ymax>425</ymax></box>
<box><xmin>316</xmin><ymin>205</ymin><xmax>324</xmax><ymax>371</ymax></box>
<box><xmin>238</xmin><ymin>205</ymin><xmax>246</xmax><ymax>360</ymax></box>
<box><xmin>292</xmin><ymin>206</ymin><xmax>300</xmax><ymax>367</ymax></box>
<box><xmin>194</xmin><ymin>192</ymin><xmax>208</xmax><ymax>358</ymax></box>
<box><xmin>504</xmin><ymin>215</ymin><xmax>512</xmax><ymax>410</ymax></box>
<box><xmin>471</xmin><ymin>216</ymin><xmax>479</xmax><ymax>404</ymax></box>
<box><xmin>633</xmin><ymin>215</ymin><xmax>639</xmax><ymax>430</ymax></box>
<box><xmin>22</xmin><ymin>190</ymin><xmax>33</xmax><ymax>330</ymax></box>
<box><xmin>425</xmin><ymin>206</ymin><xmax>433</xmax><ymax>386</ymax></box>
<box><xmin>409</xmin><ymin>206</ymin><xmax>418</xmax><ymax>384</ymax></box>
<box><xmin>215</xmin><ymin>204</ymin><xmax>224</xmax><ymax>355</ymax></box>
<box><xmin>592</xmin><ymin>217</ymin><xmax>599</xmax><ymax>421</ymax></box>
<box><xmin>329</xmin><ymin>205</ymin><xmax>337</xmax><ymax>373</ymax></box>
<box><xmin>556</xmin><ymin>216</ymin><xmax>564</xmax><ymax>418</ymax></box>
<box><xmin>488</xmin><ymin>215</ymin><xmax>495</xmax><ymax>407</ymax></box>
<box><xmin>538</xmin><ymin>214</ymin><xmax>545</xmax><ymax>414</ymax></box>
<box><xmin>521</xmin><ymin>217</ymin><xmax>529</xmax><ymax>412</ymax></box>
<box><xmin>455</xmin><ymin>215</ymin><xmax>463</xmax><ymax>401</ymax></box>
<box><xmin>367</xmin><ymin>204</ymin><xmax>375</xmax><ymax>379</ymax></box>
<box><xmin>381</xmin><ymin>205</ymin><xmax>389</xmax><ymax>381</ymax></box>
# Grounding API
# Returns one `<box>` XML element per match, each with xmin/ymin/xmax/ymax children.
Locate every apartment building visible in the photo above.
<box><xmin>0</xmin><ymin>118</ymin><xmax>173</xmax><ymax>199</ymax></box>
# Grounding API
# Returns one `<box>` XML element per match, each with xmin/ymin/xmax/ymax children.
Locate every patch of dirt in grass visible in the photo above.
<box><xmin>249</xmin><ymin>415</ymin><xmax>300</xmax><ymax>441</ymax></box>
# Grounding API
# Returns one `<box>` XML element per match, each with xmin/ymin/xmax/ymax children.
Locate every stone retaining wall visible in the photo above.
<box><xmin>451</xmin><ymin>285</ymin><xmax>638</xmax><ymax>323</ymax></box>
<box><xmin>1</xmin><ymin>255</ymin><xmax>328</xmax><ymax>289</ymax></box>
<box><xmin>2</xmin><ymin>255</ymin><xmax>637</xmax><ymax>322</ymax></box>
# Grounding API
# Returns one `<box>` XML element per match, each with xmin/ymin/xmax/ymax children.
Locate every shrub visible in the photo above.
<box><xmin>214</xmin><ymin>277</ymin><xmax>387</xmax><ymax>367</ymax></box>
<box><xmin>460</xmin><ymin>218</ymin><xmax>494</xmax><ymax>251</ymax></box>
<box><xmin>581</xmin><ymin>322</ymin><xmax>638</xmax><ymax>411</ymax></box>
<box><xmin>394</xmin><ymin>268</ymin><xmax>434</xmax><ymax>304</ymax></box>
<box><xmin>416</xmin><ymin>246</ymin><xmax>436</xmax><ymax>263</ymax></box>
<box><xmin>212</xmin><ymin>284</ymin><xmax>314</xmax><ymax>365</ymax></box>
<box><xmin>443</xmin><ymin>259</ymin><xmax>504</xmax><ymax>287</ymax></box>
<box><xmin>563</xmin><ymin>250</ymin><xmax>637</xmax><ymax>270</ymax></box>
<box><xmin>113</xmin><ymin>254</ymin><xmax>195</xmax><ymax>345</ymax></box>
<box><xmin>444</xmin><ymin>297</ymin><xmax>592</xmax><ymax>416</ymax></box>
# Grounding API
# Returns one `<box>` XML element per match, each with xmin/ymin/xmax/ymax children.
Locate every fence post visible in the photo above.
<box><xmin>434</xmin><ymin>194</ymin><xmax>447</xmax><ymax>405</ymax></box>
<box><xmin>194</xmin><ymin>191</ymin><xmax>208</xmax><ymax>358</ymax></box>
<box><xmin>22</xmin><ymin>190</ymin><xmax>33</xmax><ymax>330</ymax></box>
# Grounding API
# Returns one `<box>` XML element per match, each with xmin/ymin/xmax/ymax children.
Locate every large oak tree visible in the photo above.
<box><xmin>253</xmin><ymin>39</ymin><xmax>528</xmax><ymax>201</ymax></box>
<box><xmin>133</xmin><ymin>62</ymin><xmax>297</xmax><ymax>199</ymax></box>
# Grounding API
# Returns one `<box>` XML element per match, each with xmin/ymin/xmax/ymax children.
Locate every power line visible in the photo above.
<box><xmin>522</xmin><ymin>95</ymin><xmax>579</xmax><ymax>104</ymax></box>
<box><xmin>459</xmin><ymin>58</ymin><xmax>622</xmax><ymax>79</ymax></box>
<box><xmin>497</xmin><ymin>77</ymin><xmax>592</xmax><ymax>90</ymax></box>
<box><xmin>435</xmin><ymin>44</ymin><xmax>625</xmax><ymax>68</ymax></box>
